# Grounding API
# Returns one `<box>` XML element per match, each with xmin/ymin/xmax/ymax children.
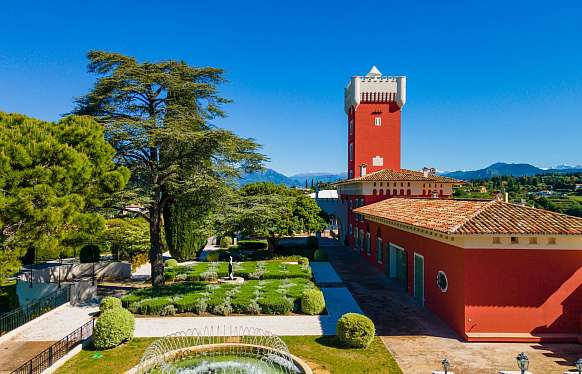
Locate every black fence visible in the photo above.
<box><xmin>11</xmin><ymin>318</ymin><xmax>94</xmax><ymax>374</ymax></box>
<box><xmin>0</xmin><ymin>286</ymin><xmax>70</xmax><ymax>337</ymax></box>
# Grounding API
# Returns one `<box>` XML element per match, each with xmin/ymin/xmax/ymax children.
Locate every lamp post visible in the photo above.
<box><xmin>575</xmin><ymin>358</ymin><xmax>582</xmax><ymax>374</ymax></box>
<box><xmin>441</xmin><ymin>358</ymin><xmax>450</xmax><ymax>374</ymax></box>
<box><xmin>516</xmin><ymin>352</ymin><xmax>529</xmax><ymax>374</ymax></box>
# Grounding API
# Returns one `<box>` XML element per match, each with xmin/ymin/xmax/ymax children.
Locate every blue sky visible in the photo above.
<box><xmin>1</xmin><ymin>1</ymin><xmax>582</xmax><ymax>175</ymax></box>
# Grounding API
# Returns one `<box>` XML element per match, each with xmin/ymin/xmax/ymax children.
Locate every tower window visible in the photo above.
<box><xmin>372</xmin><ymin>156</ymin><xmax>384</xmax><ymax>166</ymax></box>
<box><xmin>349</xmin><ymin>143</ymin><xmax>353</xmax><ymax>161</ymax></box>
<box><xmin>374</xmin><ymin>117</ymin><xmax>382</xmax><ymax>126</ymax></box>
<box><xmin>349</xmin><ymin>119</ymin><xmax>354</xmax><ymax>135</ymax></box>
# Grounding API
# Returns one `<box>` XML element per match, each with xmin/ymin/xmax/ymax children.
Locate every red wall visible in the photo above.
<box><xmin>464</xmin><ymin>249</ymin><xmax>582</xmax><ymax>338</ymax></box>
<box><xmin>366</xmin><ymin>221</ymin><xmax>467</xmax><ymax>336</ymax></box>
<box><xmin>348</xmin><ymin>102</ymin><xmax>401</xmax><ymax>178</ymax></box>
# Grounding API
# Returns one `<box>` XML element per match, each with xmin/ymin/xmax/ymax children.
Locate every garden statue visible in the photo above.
<box><xmin>228</xmin><ymin>256</ymin><xmax>234</xmax><ymax>280</ymax></box>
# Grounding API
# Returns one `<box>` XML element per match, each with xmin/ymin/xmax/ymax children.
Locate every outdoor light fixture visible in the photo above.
<box><xmin>441</xmin><ymin>357</ymin><xmax>450</xmax><ymax>373</ymax></box>
<box><xmin>575</xmin><ymin>358</ymin><xmax>582</xmax><ymax>374</ymax></box>
<box><xmin>516</xmin><ymin>352</ymin><xmax>529</xmax><ymax>374</ymax></box>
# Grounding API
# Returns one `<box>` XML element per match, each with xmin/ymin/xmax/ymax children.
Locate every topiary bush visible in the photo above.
<box><xmin>313</xmin><ymin>249</ymin><xmax>327</xmax><ymax>262</ymax></box>
<box><xmin>336</xmin><ymin>313</ymin><xmax>375</xmax><ymax>348</ymax></box>
<box><xmin>99</xmin><ymin>296</ymin><xmax>122</xmax><ymax>312</ymax></box>
<box><xmin>79</xmin><ymin>244</ymin><xmax>100</xmax><ymax>263</ymax></box>
<box><xmin>139</xmin><ymin>298</ymin><xmax>173</xmax><ymax>315</ymax></box>
<box><xmin>301</xmin><ymin>289</ymin><xmax>325</xmax><ymax>315</ymax></box>
<box><xmin>164</xmin><ymin>259</ymin><xmax>178</xmax><ymax>268</ymax></box>
<box><xmin>93</xmin><ymin>308</ymin><xmax>135</xmax><ymax>350</ymax></box>
<box><xmin>220</xmin><ymin>236</ymin><xmax>233</xmax><ymax>248</ymax></box>
<box><xmin>258</xmin><ymin>296</ymin><xmax>292</xmax><ymax>315</ymax></box>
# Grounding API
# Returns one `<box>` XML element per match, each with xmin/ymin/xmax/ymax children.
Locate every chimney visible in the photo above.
<box><xmin>504</xmin><ymin>192</ymin><xmax>509</xmax><ymax>203</ymax></box>
<box><xmin>360</xmin><ymin>164</ymin><xmax>367</xmax><ymax>177</ymax></box>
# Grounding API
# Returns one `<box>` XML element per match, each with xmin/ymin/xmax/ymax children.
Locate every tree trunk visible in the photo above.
<box><xmin>150</xmin><ymin>205</ymin><xmax>164</xmax><ymax>286</ymax></box>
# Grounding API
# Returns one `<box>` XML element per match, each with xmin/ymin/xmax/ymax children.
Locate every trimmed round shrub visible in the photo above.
<box><xmin>99</xmin><ymin>296</ymin><xmax>122</xmax><ymax>312</ymax></box>
<box><xmin>164</xmin><ymin>259</ymin><xmax>178</xmax><ymax>268</ymax></box>
<box><xmin>93</xmin><ymin>308</ymin><xmax>135</xmax><ymax>350</ymax></box>
<box><xmin>79</xmin><ymin>244</ymin><xmax>100</xmax><ymax>263</ymax></box>
<box><xmin>313</xmin><ymin>249</ymin><xmax>327</xmax><ymax>262</ymax></box>
<box><xmin>336</xmin><ymin>313</ymin><xmax>375</xmax><ymax>348</ymax></box>
<box><xmin>220</xmin><ymin>236</ymin><xmax>233</xmax><ymax>248</ymax></box>
<box><xmin>298</xmin><ymin>257</ymin><xmax>309</xmax><ymax>266</ymax></box>
<box><xmin>301</xmin><ymin>289</ymin><xmax>325</xmax><ymax>315</ymax></box>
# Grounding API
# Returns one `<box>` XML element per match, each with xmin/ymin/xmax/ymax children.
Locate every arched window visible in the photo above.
<box><xmin>379</xmin><ymin>189</ymin><xmax>384</xmax><ymax>195</ymax></box>
<box><xmin>440</xmin><ymin>189</ymin><xmax>443</xmax><ymax>196</ymax></box>
<box><xmin>422</xmin><ymin>189</ymin><xmax>426</xmax><ymax>196</ymax></box>
<box><xmin>400</xmin><ymin>189</ymin><xmax>404</xmax><ymax>195</ymax></box>
<box><xmin>393</xmin><ymin>189</ymin><xmax>397</xmax><ymax>195</ymax></box>
<box><xmin>407</xmin><ymin>189</ymin><xmax>411</xmax><ymax>195</ymax></box>
<box><xmin>373</xmin><ymin>189</ymin><xmax>377</xmax><ymax>195</ymax></box>
<box><xmin>386</xmin><ymin>189</ymin><xmax>391</xmax><ymax>196</ymax></box>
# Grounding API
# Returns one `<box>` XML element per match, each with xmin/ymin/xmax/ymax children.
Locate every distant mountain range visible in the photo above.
<box><xmin>238</xmin><ymin>163</ymin><xmax>582</xmax><ymax>186</ymax></box>
<box><xmin>238</xmin><ymin>169</ymin><xmax>346</xmax><ymax>187</ymax></box>
<box><xmin>440</xmin><ymin>163</ymin><xmax>582</xmax><ymax>181</ymax></box>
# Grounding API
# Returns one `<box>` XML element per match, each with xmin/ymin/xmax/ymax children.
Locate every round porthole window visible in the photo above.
<box><xmin>436</xmin><ymin>271</ymin><xmax>448</xmax><ymax>292</ymax></box>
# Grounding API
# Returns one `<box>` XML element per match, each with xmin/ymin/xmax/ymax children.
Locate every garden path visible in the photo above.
<box><xmin>320</xmin><ymin>238</ymin><xmax>582</xmax><ymax>374</ymax></box>
<box><xmin>0</xmin><ymin>303</ymin><xmax>98</xmax><ymax>373</ymax></box>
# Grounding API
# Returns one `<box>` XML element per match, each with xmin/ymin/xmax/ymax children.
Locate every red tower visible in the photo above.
<box><xmin>345</xmin><ymin>66</ymin><xmax>406</xmax><ymax>178</ymax></box>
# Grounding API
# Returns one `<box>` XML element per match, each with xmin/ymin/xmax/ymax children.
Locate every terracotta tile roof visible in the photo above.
<box><xmin>354</xmin><ymin>198</ymin><xmax>582</xmax><ymax>235</ymax></box>
<box><xmin>334</xmin><ymin>168</ymin><xmax>463</xmax><ymax>185</ymax></box>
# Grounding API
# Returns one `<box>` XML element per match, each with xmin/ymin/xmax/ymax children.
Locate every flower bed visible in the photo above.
<box><xmin>121</xmin><ymin>279</ymin><xmax>322</xmax><ymax>316</ymax></box>
<box><xmin>164</xmin><ymin>260</ymin><xmax>311</xmax><ymax>282</ymax></box>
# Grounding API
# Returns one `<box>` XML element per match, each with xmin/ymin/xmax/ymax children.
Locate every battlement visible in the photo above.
<box><xmin>344</xmin><ymin>66</ymin><xmax>406</xmax><ymax>113</ymax></box>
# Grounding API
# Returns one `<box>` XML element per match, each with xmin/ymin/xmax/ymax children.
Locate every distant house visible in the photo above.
<box><xmin>535</xmin><ymin>190</ymin><xmax>554</xmax><ymax>197</ymax></box>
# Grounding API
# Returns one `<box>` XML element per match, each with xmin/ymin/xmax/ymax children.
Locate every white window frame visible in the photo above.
<box><xmin>374</xmin><ymin>117</ymin><xmax>382</xmax><ymax>126</ymax></box>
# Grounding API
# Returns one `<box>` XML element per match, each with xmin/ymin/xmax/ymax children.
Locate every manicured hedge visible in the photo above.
<box><xmin>120</xmin><ymin>279</ymin><xmax>318</xmax><ymax>316</ymax></box>
<box><xmin>238</xmin><ymin>240</ymin><xmax>268</xmax><ymax>250</ymax></box>
<box><xmin>93</xmin><ymin>308</ymin><xmax>135</xmax><ymax>350</ymax></box>
<box><xmin>301</xmin><ymin>289</ymin><xmax>325</xmax><ymax>315</ymax></box>
<box><xmin>99</xmin><ymin>296</ymin><xmax>122</xmax><ymax>312</ymax></box>
<box><xmin>336</xmin><ymin>313</ymin><xmax>375</xmax><ymax>348</ymax></box>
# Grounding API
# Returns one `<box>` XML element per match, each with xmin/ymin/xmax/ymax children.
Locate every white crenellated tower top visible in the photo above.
<box><xmin>344</xmin><ymin>66</ymin><xmax>406</xmax><ymax>113</ymax></box>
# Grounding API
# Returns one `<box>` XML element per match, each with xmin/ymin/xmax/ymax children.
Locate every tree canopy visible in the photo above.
<box><xmin>0</xmin><ymin>112</ymin><xmax>129</xmax><ymax>280</ymax></box>
<box><xmin>215</xmin><ymin>182</ymin><xmax>327</xmax><ymax>246</ymax></box>
<box><xmin>74</xmin><ymin>51</ymin><xmax>265</xmax><ymax>285</ymax></box>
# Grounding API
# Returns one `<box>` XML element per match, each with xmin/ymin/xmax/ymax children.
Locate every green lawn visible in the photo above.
<box><xmin>56</xmin><ymin>336</ymin><xmax>402</xmax><ymax>374</ymax></box>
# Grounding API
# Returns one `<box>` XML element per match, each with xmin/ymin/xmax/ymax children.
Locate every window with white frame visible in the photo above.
<box><xmin>374</xmin><ymin>117</ymin><xmax>382</xmax><ymax>126</ymax></box>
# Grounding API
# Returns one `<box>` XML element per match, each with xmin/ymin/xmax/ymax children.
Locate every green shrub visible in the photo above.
<box><xmin>205</xmin><ymin>251</ymin><xmax>220</xmax><ymax>262</ymax></box>
<box><xmin>258</xmin><ymin>296</ymin><xmax>292</xmax><ymax>315</ymax></box>
<box><xmin>306</xmin><ymin>236</ymin><xmax>318</xmax><ymax>249</ymax></box>
<box><xmin>336</xmin><ymin>313</ymin><xmax>375</xmax><ymax>348</ymax></box>
<box><xmin>79</xmin><ymin>244</ymin><xmax>100</xmax><ymax>263</ymax></box>
<box><xmin>301</xmin><ymin>289</ymin><xmax>325</xmax><ymax>315</ymax></box>
<box><xmin>130</xmin><ymin>251</ymin><xmax>149</xmax><ymax>272</ymax></box>
<box><xmin>175</xmin><ymin>295</ymin><xmax>207</xmax><ymax>314</ymax></box>
<box><xmin>139</xmin><ymin>298</ymin><xmax>173</xmax><ymax>315</ymax></box>
<box><xmin>298</xmin><ymin>257</ymin><xmax>309</xmax><ymax>266</ymax></box>
<box><xmin>120</xmin><ymin>294</ymin><xmax>142</xmax><ymax>309</ymax></box>
<box><xmin>93</xmin><ymin>308</ymin><xmax>135</xmax><ymax>350</ymax></box>
<box><xmin>99</xmin><ymin>296</ymin><xmax>122</xmax><ymax>312</ymax></box>
<box><xmin>313</xmin><ymin>249</ymin><xmax>327</xmax><ymax>262</ymax></box>
<box><xmin>165</xmin><ymin>259</ymin><xmax>178</xmax><ymax>268</ymax></box>
<box><xmin>220</xmin><ymin>237</ymin><xmax>233</xmax><ymax>248</ymax></box>
<box><xmin>165</xmin><ymin>268</ymin><xmax>177</xmax><ymax>281</ymax></box>
<box><xmin>238</xmin><ymin>240</ymin><xmax>268</xmax><ymax>250</ymax></box>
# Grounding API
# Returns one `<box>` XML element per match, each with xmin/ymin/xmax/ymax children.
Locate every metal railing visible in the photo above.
<box><xmin>0</xmin><ymin>286</ymin><xmax>70</xmax><ymax>337</ymax></box>
<box><xmin>11</xmin><ymin>318</ymin><xmax>94</xmax><ymax>374</ymax></box>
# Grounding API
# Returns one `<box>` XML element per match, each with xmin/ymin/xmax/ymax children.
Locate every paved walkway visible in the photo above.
<box><xmin>319</xmin><ymin>238</ymin><xmax>582</xmax><ymax>374</ymax></box>
<box><xmin>310</xmin><ymin>262</ymin><xmax>343</xmax><ymax>285</ymax></box>
<box><xmin>135</xmin><ymin>287</ymin><xmax>362</xmax><ymax>337</ymax></box>
<box><xmin>0</xmin><ymin>303</ymin><xmax>98</xmax><ymax>373</ymax></box>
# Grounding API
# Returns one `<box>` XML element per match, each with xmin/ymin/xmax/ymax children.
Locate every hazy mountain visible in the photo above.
<box><xmin>238</xmin><ymin>169</ymin><xmax>347</xmax><ymax>187</ymax></box>
<box><xmin>441</xmin><ymin>162</ymin><xmax>582</xmax><ymax>180</ymax></box>
<box><xmin>238</xmin><ymin>168</ymin><xmax>301</xmax><ymax>187</ymax></box>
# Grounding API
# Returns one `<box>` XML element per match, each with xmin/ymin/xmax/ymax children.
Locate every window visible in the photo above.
<box><xmin>422</xmin><ymin>189</ymin><xmax>426</xmax><ymax>196</ymax></box>
<box><xmin>349</xmin><ymin>143</ymin><xmax>354</xmax><ymax>161</ymax></box>
<box><xmin>349</xmin><ymin>119</ymin><xmax>354</xmax><ymax>135</ymax></box>
<box><xmin>379</xmin><ymin>189</ymin><xmax>384</xmax><ymax>195</ymax></box>
<box><xmin>407</xmin><ymin>182</ymin><xmax>410</xmax><ymax>187</ymax></box>
<box><xmin>348</xmin><ymin>170</ymin><xmax>353</xmax><ymax>178</ymax></box>
<box><xmin>359</xmin><ymin>229</ymin><xmax>364</xmax><ymax>249</ymax></box>
<box><xmin>492</xmin><ymin>237</ymin><xmax>501</xmax><ymax>244</ymax></box>
<box><xmin>373</xmin><ymin>182</ymin><xmax>377</xmax><ymax>187</ymax></box>
<box><xmin>372</xmin><ymin>156</ymin><xmax>384</xmax><ymax>166</ymax></box>
<box><xmin>548</xmin><ymin>237</ymin><xmax>557</xmax><ymax>245</ymax></box>
<box><xmin>529</xmin><ymin>237</ymin><xmax>538</xmax><ymax>245</ymax></box>
<box><xmin>365</xmin><ymin>232</ymin><xmax>371</xmax><ymax>255</ymax></box>
<box><xmin>376</xmin><ymin>229</ymin><xmax>383</xmax><ymax>263</ymax></box>
<box><xmin>436</xmin><ymin>271</ymin><xmax>448</xmax><ymax>292</ymax></box>
<box><xmin>380</xmin><ymin>182</ymin><xmax>383</xmax><ymax>187</ymax></box>
<box><xmin>393</xmin><ymin>189</ymin><xmax>397</xmax><ymax>195</ymax></box>
<box><xmin>400</xmin><ymin>189</ymin><xmax>404</xmax><ymax>195</ymax></box>
<box><xmin>349</xmin><ymin>224</ymin><xmax>353</xmax><ymax>235</ymax></box>
<box><xmin>407</xmin><ymin>189</ymin><xmax>411</xmax><ymax>195</ymax></box>
<box><xmin>511</xmin><ymin>237</ymin><xmax>519</xmax><ymax>244</ymax></box>
<box><xmin>374</xmin><ymin>117</ymin><xmax>382</xmax><ymax>126</ymax></box>
<box><xmin>373</xmin><ymin>189</ymin><xmax>377</xmax><ymax>195</ymax></box>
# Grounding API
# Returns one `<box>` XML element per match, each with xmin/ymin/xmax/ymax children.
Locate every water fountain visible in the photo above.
<box><xmin>130</xmin><ymin>326</ymin><xmax>312</xmax><ymax>374</ymax></box>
